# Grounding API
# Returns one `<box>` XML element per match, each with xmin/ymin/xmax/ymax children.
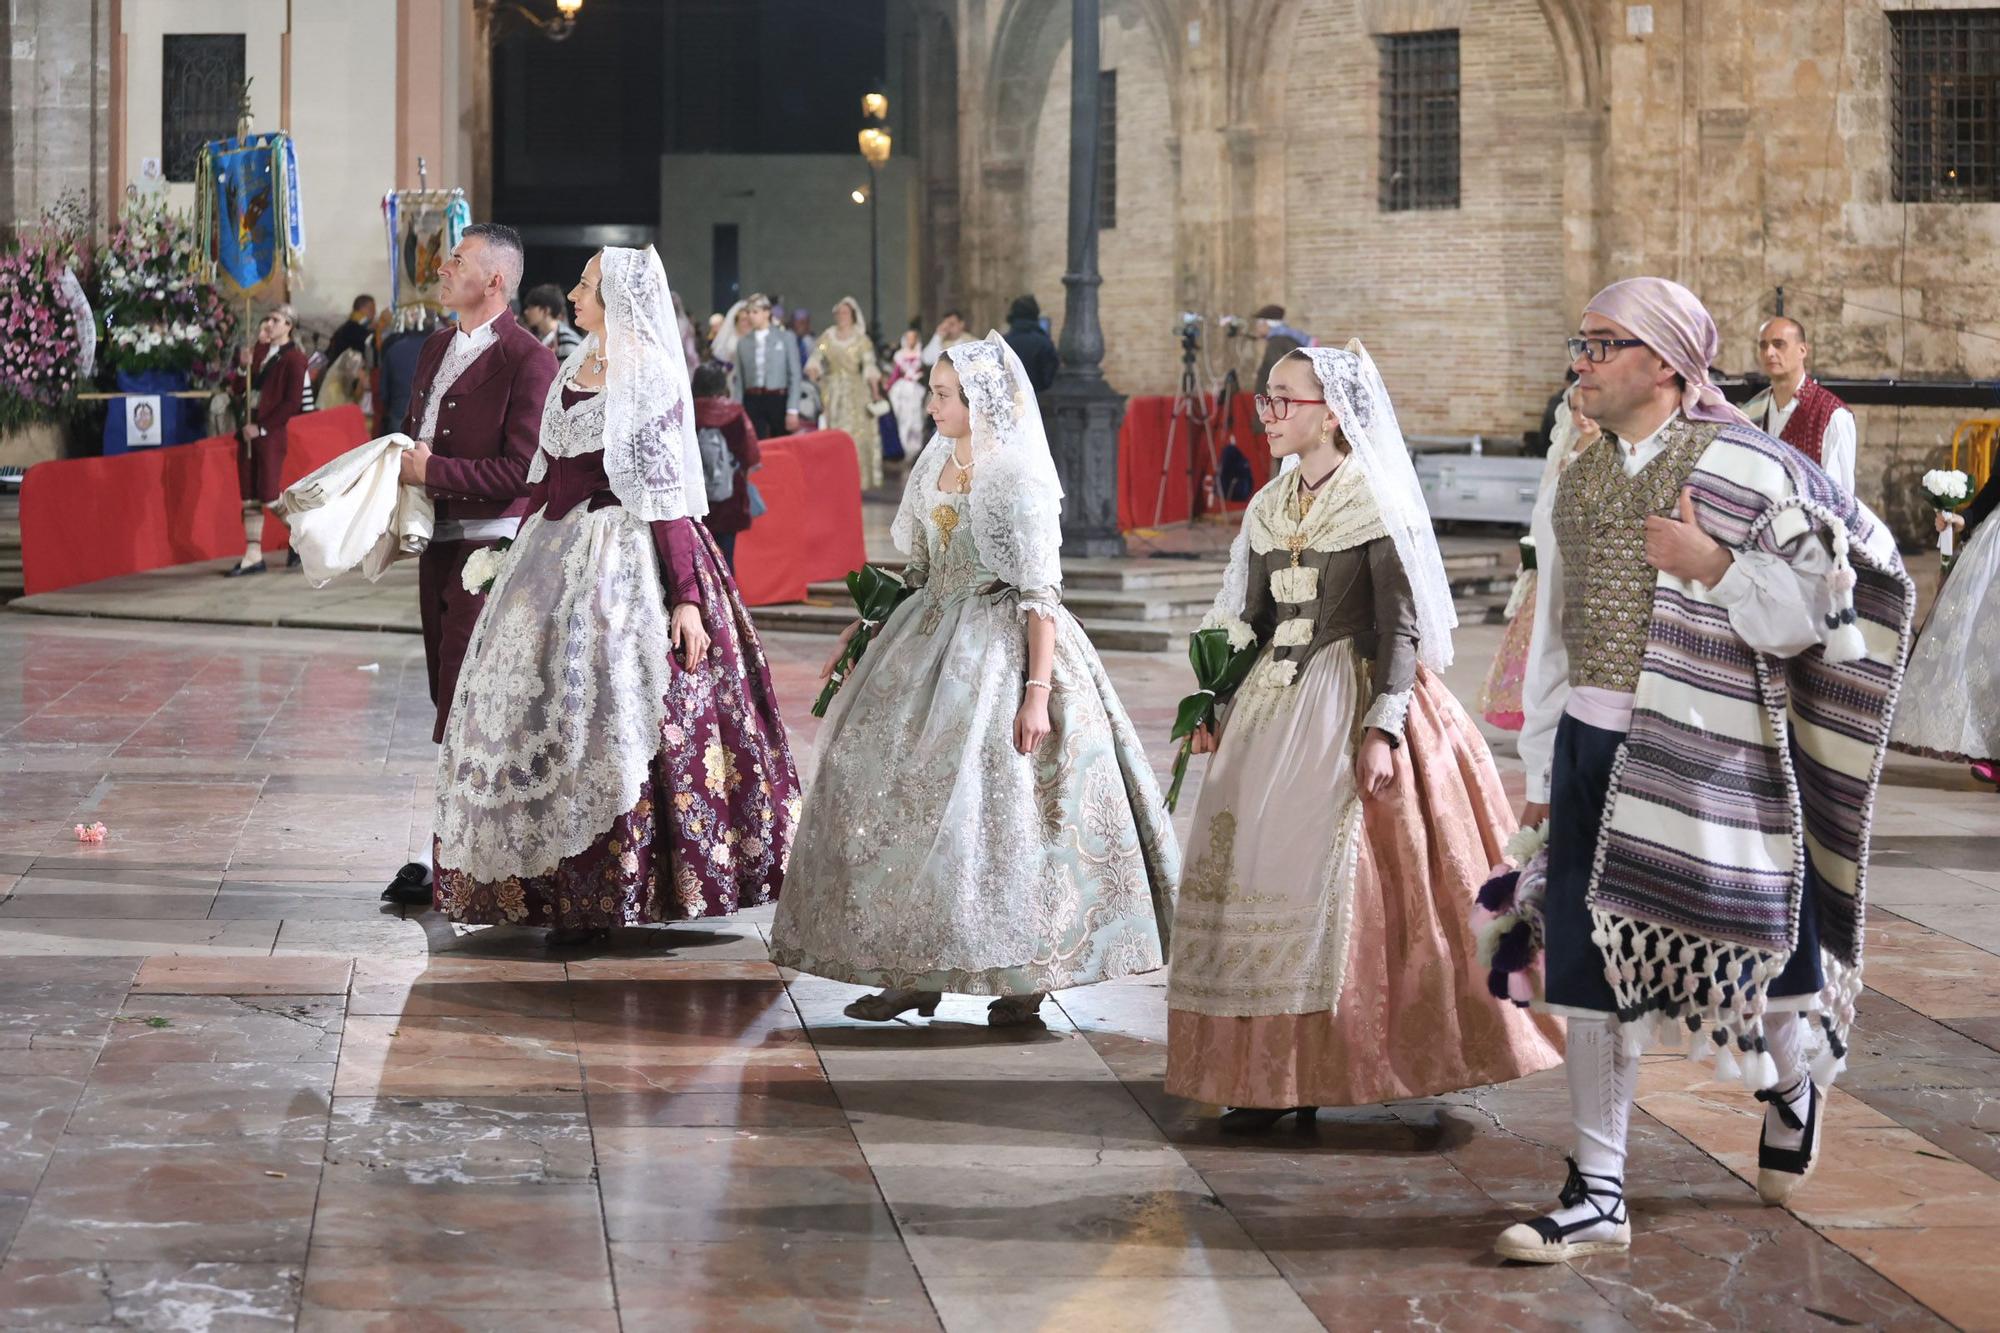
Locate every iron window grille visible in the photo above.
<box><xmin>1379</xmin><ymin>30</ymin><xmax>1460</xmax><ymax>211</ymax></box>
<box><xmin>161</xmin><ymin>34</ymin><xmax>245</xmax><ymax>182</ymax></box>
<box><xmin>1891</xmin><ymin>9</ymin><xmax>2000</xmax><ymax>203</ymax></box>
<box><xmin>1097</xmin><ymin>69</ymin><xmax>1118</xmax><ymax>230</ymax></box>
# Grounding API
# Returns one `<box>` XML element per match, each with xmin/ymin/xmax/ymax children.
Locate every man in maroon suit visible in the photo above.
<box><xmin>396</xmin><ymin>223</ymin><xmax>559</xmax><ymax>743</ymax></box>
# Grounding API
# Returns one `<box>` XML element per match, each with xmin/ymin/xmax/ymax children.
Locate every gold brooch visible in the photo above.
<box><xmin>933</xmin><ymin>505</ymin><xmax>961</xmax><ymax>554</ymax></box>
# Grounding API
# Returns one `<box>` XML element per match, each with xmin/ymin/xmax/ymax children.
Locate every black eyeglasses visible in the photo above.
<box><xmin>1253</xmin><ymin>393</ymin><xmax>1321</xmax><ymax>420</ymax></box>
<box><xmin>1567</xmin><ymin>336</ymin><xmax>1647</xmax><ymax>364</ymax></box>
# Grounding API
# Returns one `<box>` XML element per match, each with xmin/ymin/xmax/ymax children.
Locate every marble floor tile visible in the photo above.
<box><xmin>9</xmin><ymin>1138</ymin><xmax>323</xmax><ymax>1264</ymax></box>
<box><xmin>304</xmin><ymin>1178</ymin><xmax>613</xmax><ymax>1311</ymax></box>
<box><xmin>133</xmin><ymin>953</ymin><xmax>354</xmax><ymax>995</ymax></box>
<box><xmin>0</xmin><ymin>1257</ymin><xmax>302</xmax><ymax>1331</ymax></box>
<box><xmin>1819</xmin><ymin>1226</ymin><xmax>2000</xmax><ymax>1332</ymax></box>
<box><xmin>922</xmin><ymin>1275</ymin><xmax>1324</xmax><ymax>1333</ymax></box>
<box><xmin>609</xmin><ymin>1239</ymin><xmax>941</xmax><ymax>1333</ymax></box>
<box><xmin>595</xmin><ymin>1125</ymin><xmax>897</xmax><ymax>1245</ymax></box>
<box><xmin>323</xmin><ymin>1095</ymin><xmax>595</xmax><ymax>1185</ymax></box>
<box><xmin>66</xmin><ymin>1061</ymin><xmax>334</xmax><ymax>1141</ymax></box>
<box><xmin>0</xmin><ymin>917</ymin><xmax>280</xmax><ymax>957</ymax></box>
<box><xmin>333</xmin><ymin>1014</ymin><xmax>582</xmax><ymax>1097</ymax></box>
<box><xmin>96</xmin><ymin>994</ymin><xmax>345</xmax><ymax>1064</ymax></box>
<box><xmin>872</xmin><ymin>1162</ymin><xmax>1280</xmax><ymax>1280</ymax></box>
<box><xmin>210</xmin><ymin>881</ymin><xmax>403</xmax><ymax>920</ymax></box>
<box><xmin>296</xmin><ymin>1310</ymin><xmax>622</xmax><ymax>1333</ymax></box>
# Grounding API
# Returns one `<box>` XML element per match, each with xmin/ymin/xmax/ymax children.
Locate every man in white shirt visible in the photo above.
<box><xmin>1742</xmin><ymin>316</ymin><xmax>1857</xmax><ymax>494</ymax></box>
<box><xmin>1496</xmin><ymin>277</ymin><xmax>1908</xmax><ymax>1268</ymax></box>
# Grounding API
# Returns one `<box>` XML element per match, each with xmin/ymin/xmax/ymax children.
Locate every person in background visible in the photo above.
<box><xmin>1002</xmin><ymin>294</ymin><xmax>1059</xmax><ymax>392</ymax></box>
<box><xmin>324</xmin><ymin>294</ymin><xmax>378</xmax><ymax>370</ymax></box>
<box><xmin>522</xmin><ymin>283</ymin><xmax>585</xmax><ymax>361</ymax></box>
<box><xmin>791</xmin><ymin>309</ymin><xmax>816</xmax><ymax>370</ymax></box>
<box><xmin>1742</xmin><ymin>315</ymin><xmax>1856</xmax><ymax>494</ymax></box>
<box><xmin>226</xmin><ymin>304</ymin><xmax>311</xmax><ymax>577</ymax></box>
<box><xmin>691</xmin><ymin>360</ymin><xmax>761</xmax><ymax>571</ymax></box>
<box><xmin>378</xmin><ymin>310</ymin><xmax>438</xmax><ymax>438</ymax></box>
<box><xmin>734</xmin><ymin>293</ymin><xmax>805</xmax><ymax>438</ymax></box>
<box><xmin>1252</xmin><ymin>304</ymin><xmax>1313</xmax><ymax>395</ymax></box>
<box><xmin>921</xmin><ymin>309</ymin><xmax>971</xmax><ymax>367</ymax></box>
<box><xmin>673</xmin><ymin>289</ymin><xmax>699</xmax><ymax>371</ymax></box>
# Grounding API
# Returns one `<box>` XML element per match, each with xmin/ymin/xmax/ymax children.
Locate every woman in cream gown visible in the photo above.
<box><xmin>770</xmin><ymin>334</ymin><xmax>1179</xmax><ymax>1025</ymax></box>
<box><xmin>807</xmin><ymin>297</ymin><xmax>884</xmax><ymax>488</ymax></box>
<box><xmin>1166</xmin><ymin>344</ymin><xmax>1562</xmax><ymax>1129</ymax></box>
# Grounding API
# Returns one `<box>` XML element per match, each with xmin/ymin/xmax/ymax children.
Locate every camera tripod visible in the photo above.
<box><xmin>1149</xmin><ymin>331</ymin><xmax>1226</xmax><ymax>530</ymax></box>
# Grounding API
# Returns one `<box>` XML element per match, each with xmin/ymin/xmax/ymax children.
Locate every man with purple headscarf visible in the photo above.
<box><xmin>1493</xmin><ymin>277</ymin><xmax>1914</xmax><ymax>1264</ymax></box>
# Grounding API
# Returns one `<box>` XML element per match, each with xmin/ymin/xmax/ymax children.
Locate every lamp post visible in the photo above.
<box><xmin>858</xmin><ymin>95</ymin><xmax>892</xmax><ymax>349</ymax></box>
<box><xmin>1043</xmin><ymin>0</ymin><xmax>1125</xmax><ymax>557</ymax></box>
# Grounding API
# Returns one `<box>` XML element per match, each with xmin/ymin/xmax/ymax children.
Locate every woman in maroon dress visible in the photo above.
<box><xmin>227</xmin><ymin>304</ymin><xmax>310</xmax><ymax>576</ymax></box>
<box><xmin>432</xmin><ymin>246</ymin><xmax>800</xmax><ymax>946</ymax></box>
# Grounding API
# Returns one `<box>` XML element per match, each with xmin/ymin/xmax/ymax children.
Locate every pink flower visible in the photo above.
<box><xmin>73</xmin><ymin>822</ymin><xmax>107</xmax><ymax>843</ymax></box>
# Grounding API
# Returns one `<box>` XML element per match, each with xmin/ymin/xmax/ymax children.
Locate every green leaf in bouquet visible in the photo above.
<box><xmin>811</xmin><ymin>564</ymin><xmax>915</xmax><ymax>718</ymax></box>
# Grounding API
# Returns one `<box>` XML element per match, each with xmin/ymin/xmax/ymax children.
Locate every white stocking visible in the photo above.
<box><xmin>1536</xmin><ymin>1016</ymin><xmax>1636</xmax><ymax>1235</ymax></box>
<box><xmin>1761</xmin><ymin>1009</ymin><xmax>1813</xmax><ymax>1152</ymax></box>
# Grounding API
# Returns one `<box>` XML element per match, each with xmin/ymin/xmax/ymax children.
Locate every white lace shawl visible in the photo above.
<box><xmin>893</xmin><ymin>333</ymin><xmax>1064</xmax><ymax>594</ymax></box>
<box><xmin>528</xmin><ymin>246</ymin><xmax>706</xmax><ymax>522</ymax></box>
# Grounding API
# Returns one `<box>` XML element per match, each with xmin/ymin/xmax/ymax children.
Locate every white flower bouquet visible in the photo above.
<box><xmin>1922</xmin><ymin>469</ymin><xmax>1972</xmax><ymax>560</ymax></box>
<box><xmin>460</xmin><ymin>539</ymin><xmax>514</xmax><ymax>596</ymax></box>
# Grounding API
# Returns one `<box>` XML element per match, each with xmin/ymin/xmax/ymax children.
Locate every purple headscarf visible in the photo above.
<box><xmin>1584</xmin><ymin>277</ymin><xmax>1751</xmax><ymax>427</ymax></box>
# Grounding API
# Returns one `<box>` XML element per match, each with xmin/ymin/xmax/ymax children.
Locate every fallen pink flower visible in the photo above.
<box><xmin>73</xmin><ymin>822</ymin><xmax>108</xmax><ymax>843</ymax></box>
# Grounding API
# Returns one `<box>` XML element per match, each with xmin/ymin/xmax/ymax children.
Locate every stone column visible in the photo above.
<box><xmin>1042</xmin><ymin>0</ymin><xmax>1125</xmax><ymax>559</ymax></box>
<box><xmin>1</xmin><ymin>0</ymin><xmax>113</xmax><ymax>234</ymax></box>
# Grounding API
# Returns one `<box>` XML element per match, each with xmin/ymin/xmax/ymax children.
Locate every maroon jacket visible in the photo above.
<box><xmin>249</xmin><ymin>342</ymin><xmax>309</xmax><ymax>445</ymax></box>
<box><xmin>402</xmin><ymin>310</ymin><xmax>559</xmax><ymax>522</ymax></box>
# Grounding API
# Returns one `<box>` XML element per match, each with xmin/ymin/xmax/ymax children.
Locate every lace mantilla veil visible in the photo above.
<box><xmin>531</xmin><ymin>245</ymin><xmax>707</xmax><ymax>522</ymax></box>
<box><xmin>891</xmin><ymin>331</ymin><xmax>1065</xmax><ymax>592</ymax></box>
<box><xmin>1205</xmin><ymin>339</ymin><xmax>1457</xmax><ymax>671</ymax></box>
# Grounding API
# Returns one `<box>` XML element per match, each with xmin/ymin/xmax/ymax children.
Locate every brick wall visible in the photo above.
<box><xmin>1274</xmin><ymin>0</ymin><xmax>1568</xmax><ymax>441</ymax></box>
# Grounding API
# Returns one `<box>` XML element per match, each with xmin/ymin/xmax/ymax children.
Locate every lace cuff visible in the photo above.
<box><xmin>1017</xmin><ymin>586</ymin><xmax>1062</xmax><ymax>622</ymax></box>
<box><xmin>1362</xmin><ymin>687</ymin><xmax>1413</xmax><ymax>744</ymax></box>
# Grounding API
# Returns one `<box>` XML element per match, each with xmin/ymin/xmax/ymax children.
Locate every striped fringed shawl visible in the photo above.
<box><xmin>1588</xmin><ymin>423</ymin><xmax>1914</xmax><ymax>1087</ymax></box>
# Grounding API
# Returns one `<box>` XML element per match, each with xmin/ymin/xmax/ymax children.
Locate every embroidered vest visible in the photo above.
<box><xmin>1775</xmin><ymin>378</ymin><xmax>1846</xmax><ymax>467</ymax></box>
<box><xmin>1552</xmin><ymin>420</ymin><xmax>1715</xmax><ymax>692</ymax></box>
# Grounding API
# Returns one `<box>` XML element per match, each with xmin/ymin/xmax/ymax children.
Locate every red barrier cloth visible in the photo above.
<box><xmin>1115</xmin><ymin>393</ymin><xmax>1268</xmax><ymax>531</ymax></box>
<box><xmin>20</xmin><ymin>406</ymin><xmax>373</xmax><ymax>596</ymax></box>
<box><xmin>729</xmin><ymin>429</ymin><xmax>868</xmax><ymax>607</ymax></box>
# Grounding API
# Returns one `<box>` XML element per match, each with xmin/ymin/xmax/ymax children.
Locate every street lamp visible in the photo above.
<box><xmin>858</xmin><ymin>95</ymin><xmax>892</xmax><ymax>349</ymax></box>
<box><xmin>475</xmin><ymin>0</ymin><xmax>583</xmax><ymax>44</ymax></box>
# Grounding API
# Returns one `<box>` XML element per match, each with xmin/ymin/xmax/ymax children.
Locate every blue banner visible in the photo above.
<box><xmin>199</xmin><ymin>133</ymin><xmax>303</xmax><ymax>298</ymax></box>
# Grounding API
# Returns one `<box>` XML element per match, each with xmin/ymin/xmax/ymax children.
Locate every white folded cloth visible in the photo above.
<box><xmin>272</xmin><ymin>433</ymin><xmax>434</xmax><ymax>587</ymax></box>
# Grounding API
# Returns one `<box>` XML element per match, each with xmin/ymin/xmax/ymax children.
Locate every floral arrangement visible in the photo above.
<box><xmin>1922</xmin><ymin>469</ymin><xmax>1972</xmax><ymax>561</ymax></box>
<box><xmin>460</xmin><ymin>539</ymin><xmax>514</xmax><ymax>596</ymax></box>
<box><xmin>1471</xmin><ymin>820</ymin><xmax>1549</xmax><ymax>1007</ymax></box>
<box><xmin>0</xmin><ymin>198</ymin><xmax>95</xmax><ymax>432</ymax></box>
<box><xmin>95</xmin><ymin>200</ymin><xmax>237</xmax><ymax>383</ymax></box>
